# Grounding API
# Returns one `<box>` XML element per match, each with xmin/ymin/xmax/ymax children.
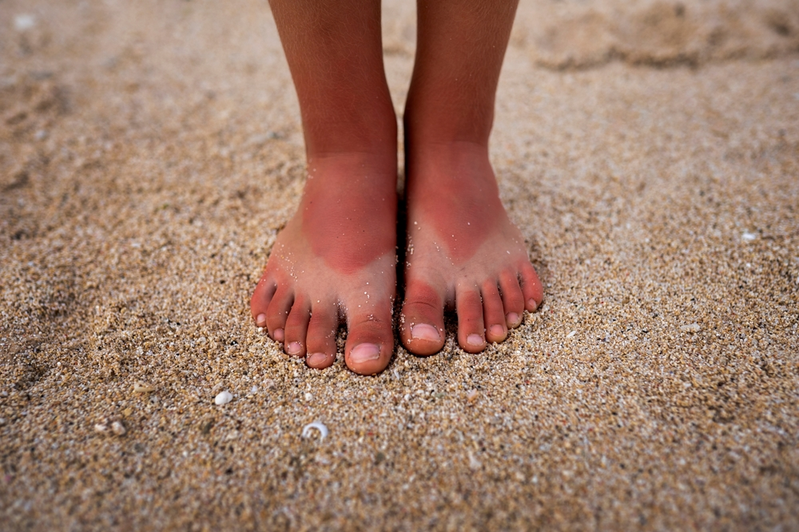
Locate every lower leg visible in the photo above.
<box><xmin>400</xmin><ymin>0</ymin><xmax>544</xmax><ymax>355</ymax></box>
<box><xmin>251</xmin><ymin>0</ymin><xmax>398</xmax><ymax>374</ymax></box>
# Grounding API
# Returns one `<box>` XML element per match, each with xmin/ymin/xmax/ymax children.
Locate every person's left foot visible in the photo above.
<box><xmin>400</xmin><ymin>141</ymin><xmax>543</xmax><ymax>355</ymax></box>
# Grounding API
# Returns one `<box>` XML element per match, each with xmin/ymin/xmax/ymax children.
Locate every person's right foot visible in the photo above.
<box><xmin>250</xmin><ymin>152</ymin><xmax>398</xmax><ymax>375</ymax></box>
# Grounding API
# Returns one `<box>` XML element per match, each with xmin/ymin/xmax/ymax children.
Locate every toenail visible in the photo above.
<box><xmin>256</xmin><ymin>313</ymin><xmax>267</xmax><ymax>327</ymax></box>
<box><xmin>528</xmin><ymin>299</ymin><xmax>538</xmax><ymax>311</ymax></box>
<box><xmin>466</xmin><ymin>334</ymin><xmax>484</xmax><ymax>347</ymax></box>
<box><xmin>411</xmin><ymin>324</ymin><xmax>440</xmax><ymax>342</ymax></box>
<box><xmin>489</xmin><ymin>324</ymin><xmax>505</xmax><ymax>338</ymax></box>
<box><xmin>307</xmin><ymin>352</ymin><xmax>329</xmax><ymax>366</ymax></box>
<box><xmin>273</xmin><ymin>328</ymin><xmax>284</xmax><ymax>342</ymax></box>
<box><xmin>350</xmin><ymin>343</ymin><xmax>380</xmax><ymax>363</ymax></box>
<box><xmin>287</xmin><ymin>342</ymin><xmax>302</xmax><ymax>356</ymax></box>
<box><xmin>507</xmin><ymin>312</ymin><xmax>520</xmax><ymax>326</ymax></box>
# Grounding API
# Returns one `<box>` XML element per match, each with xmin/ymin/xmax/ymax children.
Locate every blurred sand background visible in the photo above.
<box><xmin>1</xmin><ymin>0</ymin><xmax>798</xmax><ymax>529</ymax></box>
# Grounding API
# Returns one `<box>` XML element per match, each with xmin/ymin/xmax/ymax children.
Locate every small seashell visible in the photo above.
<box><xmin>680</xmin><ymin>323</ymin><xmax>701</xmax><ymax>333</ymax></box>
<box><xmin>133</xmin><ymin>382</ymin><xmax>155</xmax><ymax>394</ymax></box>
<box><xmin>14</xmin><ymin>14</ymin><xmax>36</xmax><ymax>31</ymax></box>
<box><xmin>94</xmin><ymin>423</ymin><xmax>108</xmax><ymax>433</ymax></box>
<box><xmin>111</xmin><ymin>421</ymin><xmax>126</xmax><ymax>436</ymax></box>
<box><xmin>741</xmin><ymin>232</ymin><xmax>757</xmax><ymax>242</ymax></box>
<box><xmin>304</xmin><ymin>392</ymin><xmax>313</xmax><ymax>402</ymax></box>
<box><xmin>566</xmin><ymin>330</ymin><xmax>577</xmax><ymax>339</ymax></box>
<box><xmin>466</xmin><ymin>390</ymin><xmax>479</xmax><ymax>403</ymax></box>
<box><xmin>301</xmin><ymin>421</ymin><xmax>328</xmax><ymax>440</ymax></box>
<box><xmin>468</xmin><ymin>451</ymin><xmax>482</xmax><ymax>470</ymax></box>
<box><xmin>214</xmin><ymin>390</ymin><xmax>233</xmax><ymax>405</ymax></box>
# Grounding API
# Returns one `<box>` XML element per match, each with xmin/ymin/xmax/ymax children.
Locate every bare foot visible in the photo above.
<box><xmin>400</xmin><ymin>141</ymin><xmax>543</xmax><ymax>355</ymax></box>
<box><xmin>250</xmin><ymin>153</ymin><xmax>397</xmax><ymax>375</ymax></box>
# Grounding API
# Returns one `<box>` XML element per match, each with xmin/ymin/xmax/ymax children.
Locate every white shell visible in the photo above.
<box><xmin>301</xmin><ymin>421</ymin><xmax>328</xmax><ymax>440</ymax></box>
<box><xmin>468</xmin><ymin>451</ymin><xmax>482</xmax><ymax>470</ymax></box>
<box><xmin>111</xmin><ymin>421</ymin><xmax>126</xmax><ymax>435</ymax></box>
<box><xmin>214</xmin><ymin>390</ymin><xmax>233</xmax><ymax>405</ymax></box>
<box><xmin>133</xmin><ymin>382</ymin><xmax>155</xmax><ymax>394</ymax></box>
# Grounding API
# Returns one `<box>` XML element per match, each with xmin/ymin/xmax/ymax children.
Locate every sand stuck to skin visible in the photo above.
<box><xmin>2</xmin><ymin>0</ymin><xmax>798</xmax><ymax>529</ymax></box>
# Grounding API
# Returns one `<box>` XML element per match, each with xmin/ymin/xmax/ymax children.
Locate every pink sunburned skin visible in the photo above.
<box><xmin>423</xmin><ymin>193</ymin><xmax>501</xmax><ymax>263</ymax></box>
<box><xmin>301</xmin><ymin>184</ymin><xmax>395</xmax><ymax>275</ymax></box>
<box><xmin>405</xmin><ymin>151</ymin><xmax>506</xmax><ymax>264</ymax></box>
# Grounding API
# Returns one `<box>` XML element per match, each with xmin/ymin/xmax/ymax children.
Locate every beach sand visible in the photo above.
<box><xmin>1</xmin><ymin>0</ymin><xmax>798</xmax><ymax>529</ymax></box>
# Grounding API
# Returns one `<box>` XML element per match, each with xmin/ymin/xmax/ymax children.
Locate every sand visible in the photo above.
<box><xmin>1</xmin><ymin>0</ymin><xmax>798</xmax><ymax>529</ymax></box>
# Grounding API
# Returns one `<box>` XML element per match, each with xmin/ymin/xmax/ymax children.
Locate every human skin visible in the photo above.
<box><xmin>250</xmin><ymin>0</ymin><xmax>543</xmax><ymax>374</ymax></box>
<box><xmin>399</xmin><ymin>0</ymin><xmax>543</xmax><ymax>355</ymax></box>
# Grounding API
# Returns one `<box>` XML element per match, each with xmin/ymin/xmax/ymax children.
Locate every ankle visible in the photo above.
<box><xmin>303</xmin><ymin>101</ymin><xmax>398</xmax><ymax>160</ymax></box>
<box><xmin>403</xmin><ymin>98</ymin><xmax>493</xmax><ymax>150</ymax></box>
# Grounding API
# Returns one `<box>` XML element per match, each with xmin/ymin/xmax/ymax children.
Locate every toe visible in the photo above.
<box><xmin>266</xmin><ymin>285</ymin><xmax>294</xmax><ymax>343</ymax></box>
<box><xmin>400</xmin><ymin>280</ymin><xmax>446</xmax><ymax>356</ymax></box>
<box><xmin>520</xmin><ymin>262</ymin><xmax>544</xmax><ymax>312</ymax></box>
<box><xmin>481</xmin><ymin>280</ymin><xmax>507</xmax><ymax>344</ymax></box>
<box><xmin>305</xmin><ymin>301</ymin><xmax>339</xmax><ymax>369</ymax></box>
<box><xmin>250</xmin><ymin>276</ymin><xmax>277</xmax><ymax>328</ymax></box>
<box><xmin>345</xmin><ymin>303</ymin><xmax>394</xmax><ymax>375</ymax></box>
<box><xmin>456</xmin><ymin>286</ymin><xmax>486</xmax><ymax>353</ymax></box>
<box><xmin>499</xmin><ymin>270</ymin><xmax>525</xmax><ymax>328</ymax></box>
<box><xmin>283</xmin><ymin>295</ymin><xmax>311</xmax><ymax>358</ymax></box>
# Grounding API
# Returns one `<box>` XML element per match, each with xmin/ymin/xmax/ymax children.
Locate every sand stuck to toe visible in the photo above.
<box><xmin>1</xmin><ymin>0</ymin><xmax>798</xmax><ymax>529</ymax></box>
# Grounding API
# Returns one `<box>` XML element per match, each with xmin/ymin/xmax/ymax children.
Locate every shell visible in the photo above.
<box><xmin>301</xmin><ymin>421</ymin><xmax>328</xmax><ymax>440</ymax></box>
<box><xmin>133</xmin><ymin>382</ymin><xmax>155</xmax><ymax>394</ymax></box>
<box><xmin>214</xmin><ymin>390</ymin><xmax>233</xmax><ymax>406</ymax></box>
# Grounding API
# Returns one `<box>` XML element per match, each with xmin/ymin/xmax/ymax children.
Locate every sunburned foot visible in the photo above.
<box><xmin>400</xmin><ymin>141</ymin><xmax>544</xmax><ymax>355</ymax></box>
<box><xmin>250</xmin><ymin>153</ymin><xmax>397</xmax><ymax>375</ymax></box>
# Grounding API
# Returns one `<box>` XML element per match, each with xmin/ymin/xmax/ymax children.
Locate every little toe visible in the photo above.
<box><xmin>456</xmin><ymin>287</ymin><xmax>486</xmax><ymax>353</ymax></box>
<box><xmin>481</xmin><ymin>280</ymin><xmax>507</xmax><ymax>343</ymax></box>
<box><xmin>499</xmin><ymin>270</ymin><xmax>525</xmax><ymax>328</ymax></box>
<box><xmin>305</xmin><ymin>302</ymin><xmax>339</xmax><ymax>369</ymax></box>
<box><xmin>400</xmin><ymin>280</ymin><xmax>446</xmax><ymax>356</ymax></box>
<box><xmin>283</xmin><ymin>295</ymin><xmax>311</xmax><ymax>358</ymax></box>
<box><xmin>520</xmin><ymin>262</ymin><xmax>544</xmax><ymax>312</ymax></box>
<box><xmin>266</xmin><ymin>286</ymin><xmax>294</xmax><ymax>343</ymax></box>
<box><xmin>345</xmin><ymin>305</ymin><xmax>394</xmax><ymax>375</ymax></box>
<box><xmin>250</xmin><ymin>276</ymin><xmax>277</xmax><ymax>328</ymax></box>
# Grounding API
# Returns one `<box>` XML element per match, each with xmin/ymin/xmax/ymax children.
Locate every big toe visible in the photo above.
<box><xmin>400</xmin><ymin>281</ymin><xmax>446</xmax><ymax>356</ymax></box>
<box><xmin>345</xmin><ymin>307</ymin><xmax>394</xmax><ymax>375</ymax></box>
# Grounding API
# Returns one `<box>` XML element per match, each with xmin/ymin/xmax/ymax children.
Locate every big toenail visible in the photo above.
<box><xmin>528</xmin><ymin>299</ymin><xmax>538</xmax><ymax>311</ymax></box>
<box><xmin>307</xmin><ymin>352</ymin><xmax>329</xmax><ymax>366</ymax></box>
<box><xmin>273</xmin><ymin>328</ymin><xmax>284</xmax><ymax>342</ymax></box>
<box><xmin>489</xmin><ymin>325</ymin><xmax>505</xmax><ymax>338</ymax></box>
<box><xmin>507</xmin><ymin>312</ymin><xmax>520</xmax><ymax>326</ymax></box>
<box><xmin>287</xmin><ymin>342</ymin><xmax>302</xmax><ymax>356</ymax></box>
<box><xmin>467</xmin><ymin>334</ymin><xmax>483</xmax><ymax>347</ymax></box>
<box><xmin>350</xmin><ymin>343</ymin><xmax>380</xmax><ymax>363</ymax></box>
<box><xmin>411</xmin><ymin>324</ymin><xmax>440</xmax><ymax>342</ymax></box>
<box><xmin>256</xmin><ymin>313</ymin><xmax>267</xmax><ymax>327</ymax></box>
